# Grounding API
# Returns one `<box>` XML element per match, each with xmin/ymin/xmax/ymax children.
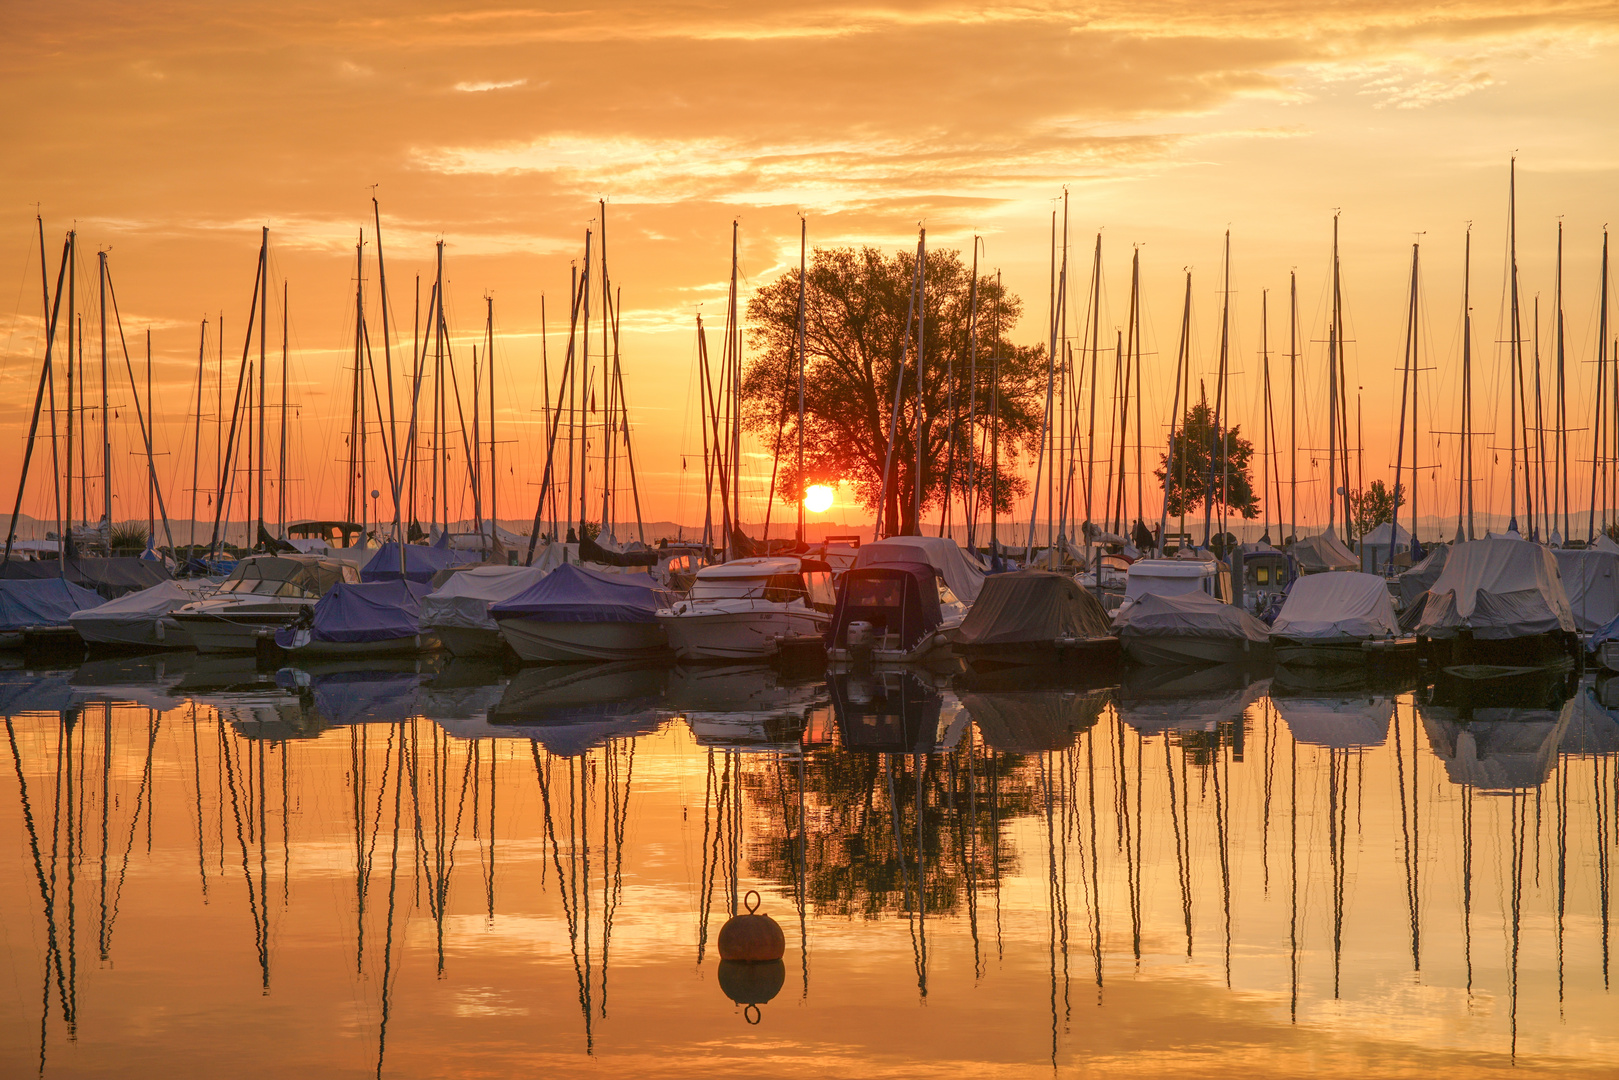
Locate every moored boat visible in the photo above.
<box><xmin>1269</xmin><ymin>571</ymin><xmax>1402</xmax><ymax>668</ymax></box>
<box><xmin>171</xmin><ymin>554</ymin><xmax>359</xmax><ymax>653</ymax></box>
<box><xmin>420</xmin><ymin>563</ymin><xmax>551</xmax><ymax>658</ymax></box>
<box><xmin>274</xmin><ymin>579</ymin><xmax>437</xmax><ymax>658</ymax></box>
<box><xmin>656</xmin><ymin>556</ymin><xmax>834</xmax><ymax>662</ymax></box>
<box><xmin>825</xmin><ymin>563</ymin><xmax>964</xmax><ymax>664</ymax></box>
<box><xmin>1114</xmin><ymin>588</ymin><xmax>1269</xmax><ymax>666</ymax></box>
<box><xmin>492</xmin><ymin>563</ymin><xmax>676</xmax><ymax>664</ymax></box>
<box><xmin>69</xmin><ymin>579</ymin><xmax>213</xmax><ymax>650</ymax></box>
<box><xmin>954</xmin><ymin>569</ymin><xmax>1118</xmax><ymax>670</ymax></box>
<box><xmin>1415</xmin><ymin>537</ymin><xmax>1580</xmax><ymax>669</ymax></box>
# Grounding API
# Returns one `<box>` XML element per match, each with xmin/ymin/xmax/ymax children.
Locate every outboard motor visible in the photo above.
<box><xmin>846</xmin><ymin>620</ymin><xmax>875</xmax><ymax>653</ymax></box>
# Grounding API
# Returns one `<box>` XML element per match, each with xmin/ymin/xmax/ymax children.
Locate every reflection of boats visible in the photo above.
<box><xmin>276</xmin><ymin>663</ymin><xmax>428</xmax><ymax>726</ymax></box>
<box><xmin>0</xmin><ymin>669</ymin><xmax>78</xmax><ymax>715</ymax></box>
<box><xmin>418</xmin><ymin>659</ymin><xmax>508</xmax><ymax>733</ymax></box>
<box><xmin>666</xmin><ymin>664</ymin><xmax>824</xmax><ymax>750</ymax></box>
<box><xmin>1559</xmin><ymin>687</ymin><xmax>1619</xmax><ymax>756</ymax></box>
<box><xmin>1270</xmin><ymin>692</ymin><xmax>1393</xmax><ymax>749</ymax></box>
<box><xmin>69</xmin><ymin>652</ymin><xmax>193</xmax><ymax>711</ymax></box>
<box><xmin>1418</xmin><ymin>697</ymin><xmax>1573</xmax><ymax>789</ymax></box>
<box><xmin>1430</xmin><ymin>663</ymin><xmax>1579</xmax><ymax>711</ymax></box>
<box><xmin>492</xmin><ymin>564</ymin><xmax>675</xmax><ymax>663</ymax></box>
<box><xmin>827</xmin><ymin>667</ymin><xmax>967</xmax><ymax>753</ymax></box>
<box><xmin>489</xmin><ymin>661</ymin><xmax>667</xmax><ymax>755</ymax></box>
<box><xmin>173</xmin><ymin>554</ymin><xmax>360</xmax><ymax>653</ymax></box>
<box><xmin>1114</xmin><ymin>663</ymin><xmax>1269</xmax><ymax>737</ymax></box>
<box><xmin>958</xmin><ymin>686</ymin><xmax>1109</xmax><ymax>753</ymax></box>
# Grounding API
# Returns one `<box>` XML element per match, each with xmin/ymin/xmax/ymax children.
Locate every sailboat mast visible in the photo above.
<box><xmin>1204</xmin><ymin>231</ymin><xmax>1231</xmax><ymax>548</ymax></box>
<box><xmin>1463</xmin><ymin>228</ymin><xmax>1474</xmax><ymax>540</ymax></box>
<box><xmin>1595</xmin><ymin>230</ymin><xmax>1610</xmax><ymax>540</ymax></box>
<box><xmin>192</xmin><ymin>319</ymin><xmax>206</xmax><ymax>557</ymax></box>
<box><xmin>1557</xmin><ymin>221</ymin><xmax>1569</xmax><ymax>542</ymax></box>
<box><xmin>912</xmin><ymin>227</ymin><xmax>928</xmax><ymax>537</ymax></box>
<box><xmin>1411</xmin><ymin>241</ymin><xmax>1420</xmax><ymax>553</ymax></box>
<box><xmin>991</xmin><ymin>270</ymin><xmax>1001</xmax><ymax>552</ymax></box>
<box><xmin>66</xmin><ymin>232</ymin><xmax>75</xmax><ymax>535</ymax></box>
<box><xmin>279</xmin><ymin>282</ymin><xmax>288</xmax><ymax>537</ymax></box>
<box><xmin>1509</xmin><ymin>158</ymin><xmax>1521</xmax><ymax>532</ymax></box>
<box><xmin>1389</xmin><ymin>243</ymin><xmax>1416</xmax><ymax>574</ymax></box>
<box><xmin>99</xmin><ymin>249</ymin><xmax>111</xmax><ymax>534</ymax></box>
<box><xmin>146</xmin><ymin>329</ymin><xmax>153</xmax><ymax>538</ymax></box>
<box><xmin>1328</xmin><ymin>216</ymin><xmax>1339</xmax><ymax>537</ymax></box>
<box><xmin>256</xmin><ymin>227</ymin><xmax>267</xmax><ymax>547</ymax></box>
<box><xmin>1159</xmin><ymin>271</ymin><xmax>1191</xmax><ymax>552</ymax></box>
<box><xmin>963</xmin><ymin>236</ymin><xmax>981</xmax><ymax>549</ymax></box>
<box><xmin>1290</xmin><ymin>271</ymin><xmax>1298</xmax><ymax>543</ymax></box>
<box><xmin>487</xmin><ymin>296</ymin><xmax>496</xmax><ymax>545</ymax></box>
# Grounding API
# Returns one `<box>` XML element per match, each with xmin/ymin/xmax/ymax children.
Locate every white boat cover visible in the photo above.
<box><xmin>1552</xmin><ymin>548</ymin><xmax>1619</xmax><ymax>634</ymax></box>
<box><xmin>420</xmin><ymin>564</ymin><xmax>550</xmax><ymax>632</ymax></box>
<box><xmin>1273</xmin><ymin>695</ymin><xmax>1393</xmax><ymax>748</ymax></box>
<box><xmin>1271</xmin><ymin>571</ymin><xmax>1399</xmax><ymax>641</ymax></box>
<box><xmin>1114</xmin><ymin>590</ymin><xmax>1269</xmax><ymax>643</ymax></box>
<box><xmin>1289</xmin><ymin>531</ymin><xmax>1358</xmax><ymax>573</ymax></box>
<box><xmin>1394</xmin><ymin>544</ymin><xmax>1448</xmax><ymax>609</ymax></box>
<box><xmin>1596</xmin><ymin>533</ymin><xmax>1619</xmax><ymax>554</ymax></box>
<box><xmin>854</xmin><ymin>536</ymin><xmax>985</xmax><ymax>602</ymax></box>
<box><xmin>1416</xmin><ymin>538</ymin><xmax>1575</xmax><ymax>640</ymax></box>
<box><xmin>68</xmin><ymin>580</ymin><xmax>210</xmax><ymax>645</ymax></box>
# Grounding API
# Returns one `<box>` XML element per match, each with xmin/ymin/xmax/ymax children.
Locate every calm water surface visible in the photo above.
<box><xmin>2</xmin><ymin>654</ymin><xmax>1617</xmax><ymax>1078</ymax></box>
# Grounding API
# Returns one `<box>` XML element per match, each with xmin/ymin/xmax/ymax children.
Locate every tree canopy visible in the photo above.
<box><xmin>1349</xmin><ymin>479</ymin><xmax>1405</xmax><ymax>537</ymax></box>
<box><xmin>1154</xmin><ymin>388</ymin><xmax>1259</xmax><ymax>523</ymax></box>
<box><xmin>742</xmin><ymin>245</ymin><xmax>1046</xmax><ymax>536</ymax></box>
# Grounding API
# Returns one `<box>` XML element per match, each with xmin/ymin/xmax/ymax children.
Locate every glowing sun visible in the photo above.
<box><xmin>804</xmin><ymin>484</ymin><xmax>835</xmax><ymax>514</ymax></box>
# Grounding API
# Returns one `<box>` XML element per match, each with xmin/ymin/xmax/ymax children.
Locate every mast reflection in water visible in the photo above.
<box><xmin>0</xmin><ymin>658</ymin><xmax>1617</xmax><ymax>1076</ymax></box>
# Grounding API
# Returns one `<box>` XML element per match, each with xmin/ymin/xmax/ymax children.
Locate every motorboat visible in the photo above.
<box><xmin>492</xmin><ymin>563</ymin><xmax>676</xmax><ymax>663</ymax></box>
<box><xmin>69</xmin><ymin>579</ymin><xmax>214</xmax><ymax>650</ymax></box>
<box><xmin>1269</xmin><ymin>571</ymin><xmax>1402</xmax><ymax>668</ymax></box>
<box><xmin>0</xmin><ymin>578</ymin><xmax>104</xmax><ymax>649</ymax></box>
<box><xmin>954</xmin><ymin>569</ymin><xmax>1119</xmax><ymax>670</ymax></box>
<box><xmin>656</xmin><ymin>556</ymin><xmax>834</xmax><ymax>662</ymax></box>
<box><xmin>1111</xmin><ymin>556</ymin><xmax>1226</xmax><ymax>622</ymax></box>
<box><xmin>1114</xmin><ymin>588</ymin><xmax>1270</xmax><ymax>666</ymax></box>
<box><xmin>849</xmin><ymin>534</ymin><xmax>985</xmax><ymax>603</ymax></box>
<box><xmin>825</xmin><ymin>562</ymin><xmax>966</xmax><ymax>664</ymax></box>
<box><xmin>1415</xmin><ymin>537</ymin><xmax>1580</xmax><ymax>669</ymax></box>
<box><xmin>171</xmin><ymin>553</ymin><xmax>359</xmax><ymax>653</ymax></box>
<box><xmin>274</xmin><ymin>579</ymin><xmax>437</xmax><ymax>658</ymax></box>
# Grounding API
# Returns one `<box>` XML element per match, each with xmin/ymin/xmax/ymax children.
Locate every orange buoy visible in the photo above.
<box><xmin>717</xmin><ymin>890</ymin><xmax>785</xmax><ymax>963</ymax></box>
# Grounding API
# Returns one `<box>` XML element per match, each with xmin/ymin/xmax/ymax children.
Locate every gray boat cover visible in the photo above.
<box><xmin>68</xmin><ymin>579</ymin><xmax>209</xmax><ymax>645</ymax></box>
<box><xmin>420</xmin><ymin>564</ymin><xmax>549</xmax><ymax>631</ymax></box>
<box><xmin>854</xmin><ymin>535</ymin><xmax>985</xmax><ymax>602</ymax></box>
<box><xmin>1271</xmin><ymin>571</ymin><xmax>1399</xmax><ymax>641</ymax></box>
<box><xmin>1289</xmin><ymin>531</ymin><xmax>1358</xmax><ymax>573</ymax></box>
<box><xmin>1416</xmin><ymin>538</ymin><xmax>1575</xmax><ymax>640</ymax></box>
<box><xmin>955</xmin><ymin>570</ymin><xmax>1110</xmax><ymax>646</ymax></box>
<box><xmin>1553</xmin><ymin>548</ymin><xmax>1619</xmax><ymax>634</ymax></box>
<box><xmin>1114</xmin><ymin>590</ymin><xmax>1269</xmax><ymax>643</ymax></box>
<box><xmin>1394</xmin><ymin>544</ymin><xmax>1448</xmax><ymax>610</ymax></box>
<box><xmin>1273</xmin><ymin>695</ymin><xmax>1393</xmax><ymax>748</ymax></box>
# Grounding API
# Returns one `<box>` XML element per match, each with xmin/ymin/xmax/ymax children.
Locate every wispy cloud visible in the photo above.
<box><xmin>453</xmin><ymin>78</ymin><xmax>528</xmax><ymax>92</ymax></box>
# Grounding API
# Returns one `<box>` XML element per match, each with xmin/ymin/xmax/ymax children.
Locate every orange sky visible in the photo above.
<box><xmin>3</xmin><ymin>1</ymin><xmax>1617</xmax><ymax>540</ymax></box>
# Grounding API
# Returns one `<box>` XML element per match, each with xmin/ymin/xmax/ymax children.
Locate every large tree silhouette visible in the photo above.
<box><xmin>743</xmin><ymin>246</ymin><xmax>1046</xmax><ymax>536</ymax></box>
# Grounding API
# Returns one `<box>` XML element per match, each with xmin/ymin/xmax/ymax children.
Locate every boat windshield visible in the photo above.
<box><xmin>217</xmin><ymin>557</ymin><xmax>354</xmax><ymax>599</ymax></box>
<box><xmin>689</xmin><ymin>573</ymin><xmax>808</xmax><ymax>603</ymax></box>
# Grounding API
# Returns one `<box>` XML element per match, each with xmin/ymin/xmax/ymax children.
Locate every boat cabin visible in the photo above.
<box><xmin>216</xmin><ymin>554</ymin><xmax>358</xmax><ymax>599</ymax></box>
<box><xmin>687</xmin><ymin>557</ymin><xmax>835</xmax><ymax>610</ymax></box>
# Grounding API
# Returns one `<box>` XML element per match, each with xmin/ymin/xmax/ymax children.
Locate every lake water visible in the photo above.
<box><xmin>2</xmin><ymin>654</ymin><xmax>1617</xmax><ymax>1077</ymax></box>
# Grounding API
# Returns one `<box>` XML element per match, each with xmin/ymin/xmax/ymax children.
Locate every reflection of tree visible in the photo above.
<box><xmin>740</xmin><ymin>736</ymin><xmax>1042</xmax><ymax>919</ymax></box>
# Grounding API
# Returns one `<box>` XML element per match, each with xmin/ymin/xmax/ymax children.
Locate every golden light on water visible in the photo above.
<box><xmin>804</xmin><ymin>484</ymin><xmax>834</xmax><ymax>514</ymax></box>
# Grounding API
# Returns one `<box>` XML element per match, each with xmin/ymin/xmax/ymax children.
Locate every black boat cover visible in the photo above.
<box><xmin>956</xmin><ymin>570</ymin><xmax>1110</xmax><ymax>647</ymax></box>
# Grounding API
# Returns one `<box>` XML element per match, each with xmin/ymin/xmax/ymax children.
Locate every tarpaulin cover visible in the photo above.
<box><xmin>961</xmin><ymin>689</ymin><xmax>1108</xmax><ymax>753</ymax></box>
<box><xmin>1113</xmin><ymin>589</ymin><xmax>1269</xmax><ymax>643</ymax></box>
<box><xmin>277</xmin><ymin>580</ymin><xmax>430</xmax><ymax>645</ymax></box>
<box><xmin>422</xmin><ymin>564</ymin><xmax>550</xmax><ymax>631</ymax></box>
<box><xmin>1416</xmin><ymin>538</ymin><xmax>1576</xmax><ymax>640</ymax></box>
<box><xmin>956</xmin><ymin>570</ymin><xmax>1110</xmax><ymax>647</ymax></box>
<box><xmin>490</xmin><ymin>562</ymin><xmax>674</xmax><ymax>623</ymax></box>
<box><xmin>1289</xmin><ymin>531</ymin><xmax>1359</xmax><ymax>573</ymax></box>
<box><xmin>1395</xmin><ymin>544</ymin><xmax>1449</xmax><ymax>609</ymax></box>
<box><xmin>361</xmin><ymin>542</ymin><xmax>478</xmax><ymax>584</ymax></box>
<box><xmin>0</xmin><ymin>578</ymin><xmax>103</xmax><ymax>630</ymax></box>
<box><xmin>0</xmin><ymin>556</ymin><xmax>170</xmax><ymax>598</ymax></box>
<box><xmin>69</xmin><ymin>580</ymin><xmax>207</xmax><ymax>642</ymax></box>
<box><xmin>1271</xmin><ymin>571</ymin><xmax>1400</xmax><ymax>641</ymax></box>
<box><xmin>1553</xmin><ymin>548</ymin><xmax>1619</xmax><ymax>634</ymax></box>
<box><xmin>1273</xmin><ymin>695</ymin><xmax>1393</xmax><ymax>748</ymax></box>
<box><xmin>854</xmin><ymin>535</ymin><xmax>985</xmax><ymax>602</ymax></box>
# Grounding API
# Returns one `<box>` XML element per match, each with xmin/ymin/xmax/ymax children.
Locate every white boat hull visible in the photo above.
<box><xmin>173</xmin><ymin>599</ymin><xmax>316</xmax><ymax>654</ymax></box>
<box><xmin>658</xmin><ymin>606</ymin><xmax>828</xmax><ymax>661</ymax></box>
<box><xmin>497</xmin><ymin>618</ymin><xmax>669</xmax><ymax>664</ymax></box>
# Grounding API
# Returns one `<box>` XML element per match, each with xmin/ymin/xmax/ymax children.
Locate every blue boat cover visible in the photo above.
<box><xmin>361</xmin><ymin>542</ymin><xmax>477</xmax><ymax>584</ymax></box>
<box><xmin>0</xmin><ymin>578</ymin><xmax>103</xmax><ymax>630</ymax></box>
<box><xmin>276</xmin><ymin>580</ymin><xmax>430</xmax><ymax>646</ymax></box>
<box><xmin>490</xmin><ymin>563</ymin><xmax>673</xmax><ymax>623</ymax></box>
